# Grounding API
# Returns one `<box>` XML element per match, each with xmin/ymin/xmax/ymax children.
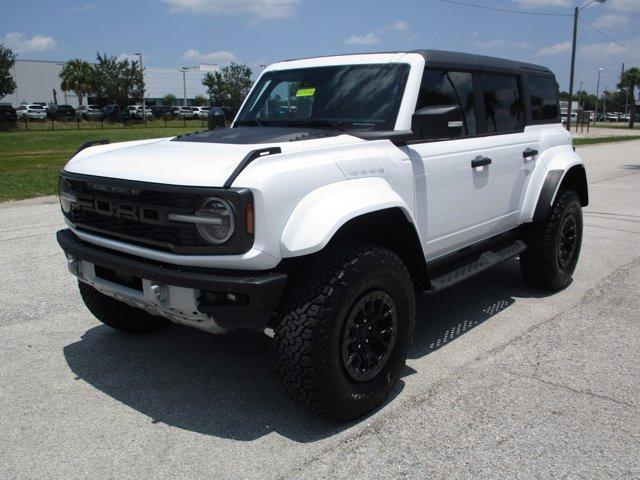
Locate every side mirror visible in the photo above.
<box><xmin>411</xmin><ymin>104</ymin><xmax>464</xmax><ymax>141</ymax></box>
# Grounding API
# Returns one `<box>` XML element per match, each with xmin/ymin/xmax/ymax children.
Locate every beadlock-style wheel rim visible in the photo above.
<box><xmin>341</xmin><ymin>290</ymin><xmax>398</xmax><ymax>382</ymax></box>
<box><xmin>558</xmin><ymin>213</ymin><xmax>578</xmax><ymax>268</ymax></box>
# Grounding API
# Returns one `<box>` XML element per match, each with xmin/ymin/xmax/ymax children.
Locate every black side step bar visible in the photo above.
<box><xmin>429</xmin><ymin>240</ymin><xmax>527</xmax><ymax>292</ymax></box>
<box><xmin>224</xmin><ymin>147</ymin><xmax>281</xmax><ymax>188</ymax></box>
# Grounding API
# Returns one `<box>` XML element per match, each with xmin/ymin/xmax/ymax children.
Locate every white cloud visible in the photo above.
<box><xmin>67</xmin><ymin>4</ymin><xmax>95</xmax><ymax>13</ymax></box>
<box><xmin>513</xmin><ymin>0</ymin><xmax>571</xmax><ymax>7</ymax></box>
<box><xmin>182</xmin><ymin>49</ymin><xmax>238</xmax><ymax>64</ymax></box>
<box><xmin>471</xmin><ymin>35</ymin><xmax>530</xmax><ymax>50</ymax></box>
<box><xmin>116</xmin><ymin>53</ymin><xmax>141</xmax><ymax>62</ymax></box>
<box><xmin>592</xmin><ymin>13</ymin><xmax>629</xmax><ymax>28</ymax></box>
<box><xmin>535</xmin><ymin>40</ymin><xmax>572</xmax><ymax>57</ymax></box>
<box><xmin>378</xmin><ymin>20</ymin><xmax>410</xmax><ymax>33</ymax></box>
<box><xmin>164</xmin><ymin>0</ymin><xmax>299</xmax><ymax>20</ymax></box>
<box><xmin>344</xmin><ymin>33</ymin><xmax>381</xmax><ymax>45</ymax></box>
<box><xmin>606</xmin><ymin>0</ymin><xmax>640</xmax><ymax>12</ymax></box>
<box><xmin>2</xmin><ymin>32</ymin><xmax>58</xmax><ymax>53</ymax></box>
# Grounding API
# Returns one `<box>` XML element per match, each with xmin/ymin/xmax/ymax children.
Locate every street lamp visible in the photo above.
<box><xmin>134</xmin><ymin>53</ymin><xmax>145</xmax><ymax>122</ymax></box>
<box><xmin>567</xmin><ymin>0</ymin><xmax>607</xmax><ymax>131</ymax></box>
<box><xmin>595</xmin><ymin>67</ymin><xmax>603</xmax><ymax>124</ymax></box>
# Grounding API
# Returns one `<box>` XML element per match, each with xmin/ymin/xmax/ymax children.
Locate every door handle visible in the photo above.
<box><xmin>523</xmin><ymin>148</ymin><xmax>538</xmax><ymax>159</ymax></box>
<box><xmin>471</xmin><ymin>156</ymin><xmax>492</xmax><ymax>168</ymax></box>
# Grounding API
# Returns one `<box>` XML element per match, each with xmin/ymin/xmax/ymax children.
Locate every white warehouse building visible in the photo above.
<box><xmin>5</xmin><ymin>59</ymin><xmax>218</xmax><ymax>107</ymax></box>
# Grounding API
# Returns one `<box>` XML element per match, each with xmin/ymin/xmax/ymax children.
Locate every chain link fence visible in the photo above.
<box><xmin>1</xmin><ymin>115</ymin><xmax>211</xmax><ymax>132</ymax></box>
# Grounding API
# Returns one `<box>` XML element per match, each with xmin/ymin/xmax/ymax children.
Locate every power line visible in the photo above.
<box><xmin>437</xmin><ymin>0</ymin><xmax>570</xmax><ymax>17</ymax></box>
<box><xmin>579</xmin><ymin>18</ymin><xmax>640</xmax><ymax>57</ymax></box>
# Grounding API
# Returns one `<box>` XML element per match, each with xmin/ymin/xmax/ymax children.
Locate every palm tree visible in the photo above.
<box><xmin>59</xmin><ymin>59</ymin><xmax>94</xmax><ymax>106</ymax></box>
<box><xmin>618</xmin><ymin>67</ymin><xmax>640</xmax><ymax>129</ymax></box>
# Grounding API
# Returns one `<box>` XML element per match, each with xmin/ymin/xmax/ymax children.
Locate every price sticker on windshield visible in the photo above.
<box><xmin>295</xmin><ymin>88</ymin><xmax>316</xmax><ymax>97</ymax></box>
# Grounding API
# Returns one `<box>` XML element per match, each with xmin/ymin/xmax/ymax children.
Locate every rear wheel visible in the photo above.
<box><xmin>521</xmin><ymin>190</ymin><xmax>583</xmax><ymax>290</ymax></box>
<box><xmin>78</xmin><ymin>282</ymin><xmax>170</xmax><ymax>334</ymax></box>
<box><xmin>275</xmin><ymin>243</ymin><xmax>415</xmax><ymax>420</ymax></box>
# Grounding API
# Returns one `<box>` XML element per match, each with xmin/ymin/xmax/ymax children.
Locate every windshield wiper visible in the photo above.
<box><xmin>235</xmin><ymin>118</ymin><xmax>267</xmax><ymax>127</ymax></box>
<box><xmin>287</xmin><ymin>119</ymin><xmax>346</xmax><ymax>131</ymax></box>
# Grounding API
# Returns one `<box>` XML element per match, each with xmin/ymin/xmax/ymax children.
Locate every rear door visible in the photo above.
<box><xmin>476</xmin><ymin>72</ymin><xmax>539</xmax><ymax>234</ymax></box>
<box><xmin>408</xmin><ymin>69</ymin><xmax>495</xmax><ymax>260</ymax></box>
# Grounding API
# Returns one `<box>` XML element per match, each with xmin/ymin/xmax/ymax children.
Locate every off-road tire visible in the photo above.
<box><xmin>78</xmin><ymin>281</ymin><xmax>170</xmax><ymax>334</ymax></box>
<box><xmin>275</xmin><ymin>243</ymin><xmax>415</xmax><ymax>421</ymax></box>
<box><xmin>521</xmin><ymin>190</ymin><xmax>583</xmax><ymax>290</ymax></box>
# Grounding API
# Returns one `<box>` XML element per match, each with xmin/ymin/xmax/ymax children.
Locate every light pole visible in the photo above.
<box><xmin>567</xmin><ymin>0</ymin><xmax>607</xmax><ymax>131</ymax></box>
<box><xmin>134</xmin><ymin>52</ymin><xmax>145</xmax><ymax>123</ymax></box>
<box><xmin>602</xmin><ymin>88</ymin><xmax>608</xmax><ymax>121</ymax></box>
<box><xmin>595</xmin><ymin>67</ymin><xmax>603</xmax><ymax>123</ymax></box>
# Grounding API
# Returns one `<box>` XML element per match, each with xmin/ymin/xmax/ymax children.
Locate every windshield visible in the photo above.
<box><xmin>236</xmin><ymin>63</ymin><xmax>410</xmax><ymax>131</ymax></box>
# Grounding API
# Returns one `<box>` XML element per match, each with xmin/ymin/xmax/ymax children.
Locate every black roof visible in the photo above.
<box><xmin>412</xmin><ymin>49</ymin><xmax>552</xmax><ymax>75</ymax></box>
<box><xmin>282</xmin><ymin>49</ymin><xmax>553</xmax><ymax>75</ymax></box>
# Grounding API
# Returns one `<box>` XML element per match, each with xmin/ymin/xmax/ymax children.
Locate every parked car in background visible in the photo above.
<box><xmin>192</xmin><ymin>106</ymin><xmax>210</xmax><ymax>119</ymax></box>
<box><xmin>48</xmin><ymin>104</ymin><xmax>76</xmax><ymax>121</ymax></box>
<box><xmin>103</xmin><ymin>105</ymin><xmax>132</xmax><ymax>122</ymax></box>
<box><xmin>126</xmin><ymin>105</ymin><xmax>153</xmax><ymax>120</ymax></box>
<box><xmin>76</xmin><ymin>105</ymin><xmax>104</xmax><ymax>120</ymax></box>
<box><xmin>0</xmin><ymin>103</ymin><xmax>17</xmax><ymax>122</ymax></box>
<box><xmin>151</xmin><ymin>105</ymin><xmax>172</xmax><ymax>118</ymax></box>
<box><xmin>16</xmin><ymin>104</ymin><xmax>47</xmax><ymax>120</ymax></box>
<box><xmin>171</xmin><ymin>106</ymin><xmax>194</xmax><ymax>118</ymax></box>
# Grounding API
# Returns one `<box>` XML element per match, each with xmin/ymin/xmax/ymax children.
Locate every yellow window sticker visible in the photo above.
<box><xmin>295</xmin><ymin>88</ymin><xmax>316</xmax><ymax>97</ymax></box>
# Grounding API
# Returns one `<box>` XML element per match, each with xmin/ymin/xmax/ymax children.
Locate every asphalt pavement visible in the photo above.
<box><xmin>1</xmin><ymin>140</ymin><xmax>639</xmax><ymax>479</ymax></box>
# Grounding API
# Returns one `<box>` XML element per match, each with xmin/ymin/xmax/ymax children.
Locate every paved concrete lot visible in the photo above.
<box><xmin>1</xmin><ymin>141</ymin><xmax>639</xmax><ymax>479</ymax></box>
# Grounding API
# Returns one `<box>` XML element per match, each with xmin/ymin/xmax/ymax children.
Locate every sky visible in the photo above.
<box><xmin>2</xmin><ymin>0</ymin><xmax>640</xmax><ymax>94</ymax></box>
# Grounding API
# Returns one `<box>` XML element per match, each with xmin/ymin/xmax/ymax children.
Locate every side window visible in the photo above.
<box><xmin>416</xmin><ymin>69</ymin><xmax>476</xmax><ymax>135</ymax></box>
<box><xmin>481</xmin><ymin>74</ymin><xmax>525</xmax><ymax>133</ymax></box>
<box><xmin>529</xmin><ymin>75</ymin><xmax>559</xmax><ymax>122</ymax></box>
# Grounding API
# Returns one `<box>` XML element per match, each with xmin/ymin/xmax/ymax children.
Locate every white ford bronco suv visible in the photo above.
<box><xmin>57</xmin><ymin>50</ymin><xmax>587</xmax><ymax>420</ymax></box>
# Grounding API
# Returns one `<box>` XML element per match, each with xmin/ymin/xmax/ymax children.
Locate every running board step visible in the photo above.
<box><xmin>429</xmin><ymin>240</ymin><xmax>527</xmax><ymax>292</ymax></box>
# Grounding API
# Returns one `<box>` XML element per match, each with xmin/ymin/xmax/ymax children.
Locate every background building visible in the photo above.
<box><xmin>6</xmin><ymin>59</ymin><xmax>218</xmax><ymax>107</ymax></box>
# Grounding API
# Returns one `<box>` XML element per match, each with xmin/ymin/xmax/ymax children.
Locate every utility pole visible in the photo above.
<box><xmin>566</xmin><ymin>0</ymin><xmax>607</xmax><ymax>131</ymax></box>
<box><xmin>135</xmin><ymin>52</ymin><xmax>145</xmax><ymax>123</ymax></box>
<box><xmin>567</xmin><ymin>6</ymin><xmax>579</xmax><ymax>131</ymax></box>
<box><xmin>603</xmin><ymin>88</ymin><xmax>608</xmax><ymax>121</ymax></box>
<box><xmin>595</xmin><ymin>67</ymin><xmax>603</xmax><ymax>124</ymax></box>
<box><xmin>180</xmin><ymin>68</ymin><xmax>188</xmax><ymax>106</ymax></box>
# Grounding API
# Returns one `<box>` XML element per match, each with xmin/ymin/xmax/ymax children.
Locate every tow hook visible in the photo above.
<box><xmin>149</xmin><ymin>283</ymin><xmax>169</xmax><ymax>306</ymax></box>
<box><xmin>67</xmin><ymin>255</ymin><xmax>82</xmax><ymax>278</ymax></box>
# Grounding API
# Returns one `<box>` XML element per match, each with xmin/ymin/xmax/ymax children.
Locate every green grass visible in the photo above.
<box><xmin>573</xmin><ymin>135</ymin><xmax>640</xmax><ymax>146</ymax></box>
<box><xmin>0</xmin><ymin>128</ymin><xmax>198</xmax><ymax>201</ymax></box>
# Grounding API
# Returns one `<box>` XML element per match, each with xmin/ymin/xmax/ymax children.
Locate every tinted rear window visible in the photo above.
<box><xmin>481</xmin><ymin>74</ymin><xmax>525</xmax><ymax>133</ymax></box>
<box><xmin>529</xmin><ymin>75</ymin><xmax>559</xmax><ymax>121</ymax></box>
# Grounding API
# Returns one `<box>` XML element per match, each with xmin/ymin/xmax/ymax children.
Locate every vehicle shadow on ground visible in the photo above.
<box><xmin>63</xmin><ymin>258</ymin><xmax>550</xmax><ymax>443</ymax></box>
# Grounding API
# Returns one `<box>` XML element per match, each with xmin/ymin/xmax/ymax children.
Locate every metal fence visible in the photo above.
<box><xmin>1</xmin><ymin>115</ymin><xmax>211</xmax><ymax>132</ymax></box>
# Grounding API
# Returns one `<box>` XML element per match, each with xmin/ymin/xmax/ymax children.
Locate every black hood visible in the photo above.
<box><xmin>172</xmin><ymin>126</ymin><xmax>341</xmax><ymax>145</ymax></box>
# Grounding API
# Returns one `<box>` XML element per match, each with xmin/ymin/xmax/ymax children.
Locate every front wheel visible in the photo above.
<box><xmin>520</xmin><ymin>190</ymin><xmax>583</xmax><ymax>290</ymax></box>
<box><xmin>78</xmin><ymin>282</ymin><xmax>170</xmax><ymax>334</ymax></box>
<box><xmin>275</xmin><ymin>243</ymin><xmax>415</xmax><ymax>420</ymax></box>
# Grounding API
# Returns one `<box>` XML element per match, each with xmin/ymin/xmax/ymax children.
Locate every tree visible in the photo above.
<box><xmin>194</xmin><ymin>94</ymin><xmax>207</xmax><ymax>106</ymax></box>
<box><xmin>202</xmin><ymin>62</ymin><xmax>253</xmax><ymax>108</ymax></box>
<box><xmin>162</xmin><ymin>93</ymin><xmax>177</xmax><ymax>106</ymax></box>
<box><xmin>92</xmin><ymin>53</ymin><xmax>143</xmax><ymax>108</ymax></box>
<box><xmin>59</xmin><ymin>59</ymin><xmax>94</xmax><ymax>106</ymax></box>
<box><xmin>619</xmin><ymin>67</ymin><xmax>640</xmax><ymax>129</ymax></box>
<box><xmin>0</xmin><ymin>44</ymin><xmax>17</xmax><ymax>99</ymax></box>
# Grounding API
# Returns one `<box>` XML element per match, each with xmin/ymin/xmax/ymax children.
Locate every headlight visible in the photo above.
<box><xmin>194</xmin><ymin>197</ymin><xmax>235</xmax><ymax>244</ymax></box>
<box><xmin>58</xmin><ymin>177</ymin><xmax>75</xmax><ymax>214</ymax></box>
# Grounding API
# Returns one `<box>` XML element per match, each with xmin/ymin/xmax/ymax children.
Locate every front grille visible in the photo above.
<box><xmin>62</xmin><ymin>174</ymin><xmax>254</xmax><ymax>254</ymax></box>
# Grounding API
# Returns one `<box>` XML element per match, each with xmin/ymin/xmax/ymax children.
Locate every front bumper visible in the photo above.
<box><xmin>57</xmin><ymin>229</ymin><xmax>287</xmax><ymax>331</ymax></box>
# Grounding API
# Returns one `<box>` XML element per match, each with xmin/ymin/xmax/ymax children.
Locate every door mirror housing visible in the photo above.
<box><xmin>411</xmin><ymin>104</ymin><xmax>464</xmax><ymax>141</ymax></box>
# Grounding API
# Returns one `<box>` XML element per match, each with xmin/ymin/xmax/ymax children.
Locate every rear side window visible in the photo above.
<box><xmin>416</xmin><ymin>69</ymin><xmax>476</xmax><ymax>135</ymax></box>
<box><xmin>481</xmin><ymin>74</ymin><xmax>525</xmax><ymax>133</ymax></box>
<box><xmin>529</xmin><ymin>75</ymin><xmax>559</xmax><ymax>121</ymax></box>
